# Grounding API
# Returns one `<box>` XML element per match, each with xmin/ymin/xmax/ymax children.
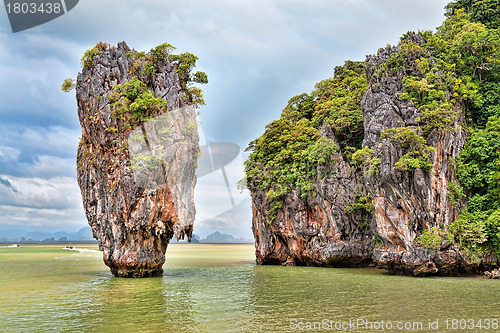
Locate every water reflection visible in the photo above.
<box><xmin>247</xmin><ymin>266</ymin><xmax>382</xmax><ymax>331</ymax></box>
<box><xmin>73</xmin><ymin>265</ymin><xmax>258</xmax><ymax>332</ymax></box>
<box><xmin>2</xmin><ymin>245</ymin><xmax>500</xmax><ymax>333</ymax></box>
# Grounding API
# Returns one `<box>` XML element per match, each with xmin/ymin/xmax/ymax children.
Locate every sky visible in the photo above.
<box><xmin>0</xmin><ymin>0</ymin><xmax>450</xmax><ymax>240</ymax></box>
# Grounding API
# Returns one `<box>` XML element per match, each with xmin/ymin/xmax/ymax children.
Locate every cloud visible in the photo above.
<box><xmin>0</xmin><ymin>124</ymin><xmax>79</xmax><ymax>176</ymax></box>
<box><xmin>18</xmin><ymin>126</ymin><xmax>79</xmax><ymax>155</ymax></box>
<box><xmin>0</xmin><ymin>174</ymin><xmax>86</xmax><ymax>230</ymax></box>
<box><xmin>0</xmin><ymin>0</ymin><xmax>450</xmax><ymax>234</ymax></box>
<box><xmin>26</xmin><ymin>155</ymin><xmax>76</xmax><ymax>178</ymax></box>
<box><xmin>0</xmin><ymin>146</ymin><xmax>20</xmax><ymax>163</ymax></box>
<box><xmin>0</xmin><ymin>177</ymin><xmax>17</xmax><ymax>192</ymax></box>
<box><xmin>0</xmin><ymin>175</ymin><xmax>81</xmax><ymax>210</ymax></box>
<box><xmin>0</xmin><ymin>204</ymin><xmax>86</xmax><ymax>229</ymax></box>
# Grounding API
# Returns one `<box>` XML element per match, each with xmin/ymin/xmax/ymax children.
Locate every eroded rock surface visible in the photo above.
<box><xmin>361</xmin><ymin>38</ymin><xmax>468</xmax><ymax>275</ymax></box>
<box><xmin>484</xmin><ymin>269</ymin><xmax>500</xmax><ymax>279</ymax></box>
<box><xmin>250</xmin><ymin>35</ymin><xmax>498</xmax><ymax>276</ymax></box>
<box><xmin>76</xmin><ymin>42</ymin><xmax>199</xmax><ymax>277</ymax></box>
<box><xmin>253</xmin><ymin>124</ymin><xmax>373</xmax><ymax>268</ymax></box>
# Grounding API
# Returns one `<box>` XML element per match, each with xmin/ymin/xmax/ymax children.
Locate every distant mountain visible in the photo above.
<box><xmin>171</xmin><ymin>234</ymin><xmax>201</xmax><ymax>244</ymax></box>
<box><xmin>76</xmin><ymin>226</ymin><xmax>94</xmax><ymax>240</ymax></box>
<box><xmin>170</xmin><ymin>232</ymin><xmax>253</xmax><ymax>244</ymax></box>
<box><xmin>200</xmin><ymin>231</ymin><xmax>252</xmax><ymax>244</ymax></box>
<box><xmin>0</xmin><ymin>228</ymin><xmax>36</xmax><ymax>240</ymax></box>
<box><xmin>0</xmin><ymin>227</ymin><xmax>253</xmax><ymax>244</ymax></box>
<box><xmin>0</xmin><ymin>226</ymin><xmax>96</xmax><ymax>243</ymax></box>
<box><xmin>24</xmin><ymin>231</ymin><xmax>69</xmax><ymax>241</ymax></box>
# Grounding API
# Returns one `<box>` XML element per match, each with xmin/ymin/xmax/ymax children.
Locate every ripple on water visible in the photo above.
<box><xmin>1</xmin><ymin>245</ymin><xmax>500</xmax><ymax>333</ymax></box>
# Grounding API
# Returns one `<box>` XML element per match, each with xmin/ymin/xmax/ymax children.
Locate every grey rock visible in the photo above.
<box><xmin>251</xmin><ymin>34</ymin><xmax>496</xmax><ymax>276</ymax></box>
<box><xmin>252</xmin><ymin>123</ymin><xmax>372</xmax><ymax>268</ymax></box>
<box><xmin>75</xmin><ymin>42</ymin><xmax>198</xmax><ymax>278</ymax></box>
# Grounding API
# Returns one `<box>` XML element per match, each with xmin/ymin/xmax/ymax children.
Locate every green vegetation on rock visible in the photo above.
<box><xmin>351</xmin><ymin>147</ymin><xmax>380</xmax><ymax>177</ymax></box>
<box><xmin>73</xmin><ymin>41</ymin><xmax>208</xmax><ymax>110</ymax></box>
<box><xmin>244</xmin><ymin>0</ymin><xmax>500</xmax><ymax>261</ymax></box>
<box><xmin>453</xmin><ymin>116</ymin><xmax>500</xmax><ymax>257</ymax></box>
<box><xmin>346</xmin><ymin>193</ymin><xmax>373</xmax><ymax>214</ymax></box>
<box><xmin>396</xmin><ymin>6</ymin><xmax>500</xmax><ymax>257</ymax></box>
<box><xmin>381</xmin><ymin>127</ymin><xmax>436</xmax><ymax>172</ymax></box>
<box><xmin>312</xmin><ymin>61</ymin><xmax>368</xmax><ymax>151</ymax></box>
<box><xmin>61</xmin><ymin>78</ymin><xmax>75</xmax><ymax>92</ymax></box>
<box><xmin>81</xmin><ymin>42</ymin><xmax>109</xmax><ymax>68</ymax></box>
<box><xmin>446</xmin><ymin>0</ymin><xmax>500</xmax><ymax>30</ymax></box>
<box><xmin>76</xmin><ymin>42</ymin><xmax>207</xmax><ymax>136</ymax></box>
<box><xmin>406</xmin><ymin>3</ymin><xmax>500</xmax><ymax>258</ymax></box>
<box><xmin>414</xmin><ymin>227</ymin><xmax>446</xmax><ymax>250</ymax></box>
<box><xmin>108</xmin><ymin>76</ymin><xmax>168</xmax><ymax>128</ymax></box>
<box><xmin>243</xmin><ymin>60</ymin><xmax>368</xmax><ymax>222</ymax></box>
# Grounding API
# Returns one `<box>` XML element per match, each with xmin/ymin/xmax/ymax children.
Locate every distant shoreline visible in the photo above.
<box><xmin>0</xmin><ymin>241</ymin><xmax>254</xmax><ymax>245</ymax></box>
<box><xmin>0</xmin><ymin>229</ymin><xmax>254</xmax><ymax>245</ymax></box>
<box><xmin>0</xmin><ymin>240</ymin><xmax>98</xmax><ymax>245</ymax></box>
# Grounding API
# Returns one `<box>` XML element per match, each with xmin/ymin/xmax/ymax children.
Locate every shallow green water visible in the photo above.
<box><xmin>1</xmin><ymin>244</ymin><xmax>499</xmax><ymax>332</ymax></box>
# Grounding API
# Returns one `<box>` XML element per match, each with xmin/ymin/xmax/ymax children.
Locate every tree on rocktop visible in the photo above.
<box><xmin>446</xmin><ymin>0</ymin><xmax>500</xmax><ymax>29</ymax></box>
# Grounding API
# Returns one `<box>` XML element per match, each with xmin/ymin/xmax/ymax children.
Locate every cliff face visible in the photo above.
<box><xmin>76</xmin><ymin>42</ymin><xmax>199</xmax><ymax>277</ymax></box>
<box><xmin>362</xmin><ymin>38</ymin><xmax>468</xmax><ymax>275</ymax></box>
<box><xmin>250</xmin><ymin>33</ymin><xmax>499</xmax><ymax>276</ymax></box>
<box><xmin>252</xmin><ymin>124</ymin><xmax>373</xmax><ymax>267</ymax></box>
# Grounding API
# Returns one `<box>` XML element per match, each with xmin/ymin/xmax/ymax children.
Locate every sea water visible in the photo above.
<box><xmin>1</xmin><ymin>244</ymin><xmax>499</xmax><ymax>332</ymax></box>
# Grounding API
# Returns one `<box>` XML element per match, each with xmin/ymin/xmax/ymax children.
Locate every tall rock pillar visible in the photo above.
<box><xmin>75</xmin><ymin>42</ymin><xmax>200</xmax><ymax>277</ymax></box>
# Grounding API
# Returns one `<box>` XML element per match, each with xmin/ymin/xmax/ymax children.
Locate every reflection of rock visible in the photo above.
<box><xmin>76</xmin><ymin>42</ymin><xmax>199</xmax><ymax>278</ymax></box>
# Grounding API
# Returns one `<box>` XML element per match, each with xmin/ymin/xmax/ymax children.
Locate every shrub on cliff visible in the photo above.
<box><xmin>454</xmin><ymin>116</ymin><xmax>500</xmax><ymax>256</ymax></box>
<box><xmin>243</xmin><ymin>60</ymin><xmax>368</xmax><ymax>222</ymax></box>
<box><xmin>446</xmin><ymin>0</ymin><xmax>500</xmax><ymax>30</ymax></box>
<box><xmin>243</xmin><ymin>0</ymin><xmax>500</xmax><ymax>263</ymax></box>
<box><xmin>61</xmin><ymin>78</ymin><xmax>75</xmax><ymax>92</ymax></box>
<box><xmin>81</xmin><ymin>42</ymin><xmax>109</xmax><ymax>68</ymax></box>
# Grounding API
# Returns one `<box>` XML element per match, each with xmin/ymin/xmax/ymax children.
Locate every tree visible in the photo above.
<box><xmin>61</xmin><ymin>78</ymin><xmax>75</xmax><ymax>92</ymax></box>
<box><xmin>446</xmin><ymin>0</ymin><xmax>500</xmax><ymax>30</ymax></box>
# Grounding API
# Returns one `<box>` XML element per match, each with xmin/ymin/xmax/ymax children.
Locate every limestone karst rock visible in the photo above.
<box><xmin>362</xmin><ymin>35</ymin><xmax>467</xmax><ymax>275</ymax></box>
<box><xmin>75</xmin><ymin>42</ymin><xmax>200</xmax><ymax>277</ymax></box>
<box><xmin>251</xmin><ymin>122</ymin><xmax>374</xmax><ymax>269</ymax></box>
<box><xmin>248</xmin><ymin>33</ymin><xmax>499</xmax><ymax>276</ymax></box>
